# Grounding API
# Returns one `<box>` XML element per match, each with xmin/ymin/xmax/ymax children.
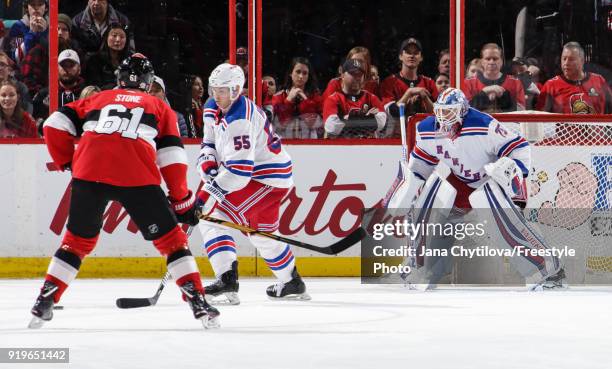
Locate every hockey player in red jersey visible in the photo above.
<box><xmin>29</xmin><ymin>54</ymin><xmax>220</xmax><ymax>329</ymax></box>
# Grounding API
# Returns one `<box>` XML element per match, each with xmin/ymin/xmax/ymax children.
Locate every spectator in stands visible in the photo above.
<box><xmin>148</xmin><ymin>75</ymin><xmax>189</xmax><ymax>137</ymax></box>
<box><xmin>261</xmin><ymin>75</ymin><xmax>276</xmax><ymax>122</ymax></box>
<box><xmin>72</xmin><ymin>0</ymin><xmax>134</xmax><ymax>56</ymax></box>
<box><xmin>0</xmin><ymin>51</ymin><xmax>33</xmax><ymax>114</ymax></box>
<box><xmin>528</xmin><ymin>63</ymin><xmax>543</xmax><ymax>90</ymax></box>
<box><xmin>83</xmin><ymin>23</ymin><xmax>131</xmax><ymax>90</ymax></box>
<box><xmin>438</xmin><ymin>49</ymin><xmax>450</xmax><ymax>75</ymax></box>
<box><xmin>272</xmin><ymin>57</ymin><xmax>323</xmax><ymax>139</ymax></box>
<box><xmin>370</xmin><ymin>65</ymin><xmax>380</xmax><ymax>84</ymax></box>
<box><xmin>434</xmin><ymin>73</ymin><xmax>450</xmax><ymax>93</ymax></box>
<box><xmin>380</xmin><ymin>37</ymin><xmax>437</xmax><ymax>137</ymax></box>
<box><xmin>263</xmin><ymin>75</ymin><xmax>277</xmax><ymax>101</ymax></box>
<box><xmin>511</xmin><ymin>56</ymin><xmax>540</xmax><ymax>110</ymax></box>
<box><xmin>32</xmin><ymin>49</ymin><xmax>85</xmax><ymax>123</ymax></box>
<box><xmin>57</xmin><ymin>13</ymin><xmax>82</xmax><ymax>57</ymax></box>
<box><xmin>323</xmin><ymin>59</ymin><xmax>386</xmax><ymax>139</ymax></box>
<box><xmin>322</xmin><ymin>46</ymin><xmax>379</xmax><ymax>101</ymax></box>
<box><xmin>20</xmin><ymin>11</ymin><xmax>48</xmax><ymax>60</ymax></box>
<box><xmin>4</xmin><ymin>0</ymin><xmax>47</xmax><ymax>62</ymax></box>
<box><xmin>79</xmin><ymin>85</ymin><xmax>101</xmax><ymax>99</ymax></box>
<box><xmin>184</xmin><ymin>74</ymin><xmax>204</xmax><ymax>137</ymax></box>
<box><xmin>465</xmin><ymin>58</ymin><xmax>482</xmax><ymax>79</ymax></box>
<box><xmin>0</xmin><ymin>79</ymin><xmax>37</xmax><ymax>138</ymax></box>
<box><xmin>536</xmin><ymin>42</ymin><xmax>612</xmax><ymax>114</ymax></box>
<box><xmin>463</xmin><ymin>43</ymin><xmax>525</xmax><ymax>113</ymax></box>
<box><xmin>20</xmin><ymin>30</ymin><xmax>47</xmax><ymax>97</ymax></box>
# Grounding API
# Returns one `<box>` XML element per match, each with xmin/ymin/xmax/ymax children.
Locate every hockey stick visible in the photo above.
<box><xmin>115</xmin><ymin>226</ymin><xmax>195</xmax><ymax>309</ymax></box>
<box><xmin>199</xmin><ymin>214</ymin><xmax>366</xmax><ymax>255</ymax></box>
<box><xmin>116</xmin><ymin>271</ymin><xmax>171</xmax><ymax>309</ymax></box>
<box><xmin>382</xmin><ymin>102</ymin><xmax>409</xmax><ymax>208</ymax></box>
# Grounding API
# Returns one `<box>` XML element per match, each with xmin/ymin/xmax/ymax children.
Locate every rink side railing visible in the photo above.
<box><xmin>0</xmin><ymin>140</ymin><xmax>402</xmax><ymax>278</ymax></box>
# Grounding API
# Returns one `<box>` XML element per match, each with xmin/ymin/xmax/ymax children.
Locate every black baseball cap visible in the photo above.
<box><xmin>511</xmin><ymin>56</ymin><xmax>528</xmax><ymax>66</ymax></box>
<box><xmin>342</xmin><ymin>58</ymin><xmax>366</xmax><ymax>74</ymax></box>
<box><xmin>399</xmin><ymin>37</ymin><xmax>422</xmax><ymax>53</ymax></box>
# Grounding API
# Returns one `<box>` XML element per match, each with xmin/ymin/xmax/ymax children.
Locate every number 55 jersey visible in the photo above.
<box><xmin>43</xmin><ymin>89</ymin><xmax>188</xmax><ymax>193</ymax></box>
<box><xmin>201</xmin><ymin>95</ymin><xmax>293</xmax><ymax>193</ymax></box>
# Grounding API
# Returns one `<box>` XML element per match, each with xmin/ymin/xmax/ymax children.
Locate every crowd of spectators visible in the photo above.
<box><xmin>0</xmin><ymin>0</ymin><xmax>611</xmax><ymax>140</ymax></box>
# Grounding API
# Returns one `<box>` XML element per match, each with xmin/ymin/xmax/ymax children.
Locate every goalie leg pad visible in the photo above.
<box><xmin>469</xmin><ymin>180</ymin><xmax>561</xmax><ymax>279</ymax></box>
<box><xmin>384</xmin><ymin>162</ymin><xmax>425</xmax><ymax>212</ymax></box>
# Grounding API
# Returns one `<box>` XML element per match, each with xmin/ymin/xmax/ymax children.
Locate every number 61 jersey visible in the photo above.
<box><xmin>43</xmin><ymin>89</ymin><xmax>187</xmax><ymax>188</ymax></box>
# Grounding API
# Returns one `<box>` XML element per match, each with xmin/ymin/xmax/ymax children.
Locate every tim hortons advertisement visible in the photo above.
<box><xmin>0</xmin><ymin>144</ymin><xmax>400</xmax><ymax>257</ymax></box>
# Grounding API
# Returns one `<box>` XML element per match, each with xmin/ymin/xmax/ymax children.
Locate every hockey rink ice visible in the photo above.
<box><xmin>1</xmin><ymin>278</ymin><xmax>611</xmax><ymax>369</ymax></box>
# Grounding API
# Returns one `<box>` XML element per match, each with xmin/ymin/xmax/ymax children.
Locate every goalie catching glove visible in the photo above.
<box><xmin>484</xmin><ymin>157</ymin><xmax>523</xmax><ymax>197</ymax></box>
<box><xmin>169</xmin><ymin>191</ymin><xmax>199</xmax><ymax>226</ymax></box>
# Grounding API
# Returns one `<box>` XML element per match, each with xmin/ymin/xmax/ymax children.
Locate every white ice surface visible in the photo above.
<box><xmin>1</xmin><ymin>278</ymin><xmax>611</xmax><ymax>369</ymax></box>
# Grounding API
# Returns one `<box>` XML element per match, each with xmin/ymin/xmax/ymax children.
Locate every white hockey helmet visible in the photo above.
<box><xmin>433</xmin><ymin>87</ymin><xmax>470</xmax><ymax>139</ymax></box>
<box><xmin>208</xmin><ymin>63</ymin><xmax>245</xmax><ymax>102</ymax></box>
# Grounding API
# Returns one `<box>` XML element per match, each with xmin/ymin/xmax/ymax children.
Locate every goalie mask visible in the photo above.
<box><xmin>433</xmin><ymin>88</ymin><xmax>470</xmax><ymax>139</ymax></box>
<box><xmin>116</xmin><ymin>53</ymin><xmax>155</xmax><ymax>91</ymax></box>
<box><xmin>208</xmin><ymin>63</ymin><xmax>245</xmax><ymax>108</ymax></box>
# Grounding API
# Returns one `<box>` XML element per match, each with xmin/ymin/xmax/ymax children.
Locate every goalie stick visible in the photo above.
<box><xmin>382</xmin><ymin>103</ymin><xmax>408</xmax><ymax>208</ymax></box>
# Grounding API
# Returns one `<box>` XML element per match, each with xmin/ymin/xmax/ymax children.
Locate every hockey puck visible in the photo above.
<box><xmin>53</xmin><ymin>305</ymin><xmax>64</xmax><ymax>310</ymax></box>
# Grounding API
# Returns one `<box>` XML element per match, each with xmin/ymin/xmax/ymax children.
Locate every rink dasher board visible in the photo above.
<box><xmin>0</xmin><ymin>142</ymin><xmax>609</xmax><ymax>277</ymax></box>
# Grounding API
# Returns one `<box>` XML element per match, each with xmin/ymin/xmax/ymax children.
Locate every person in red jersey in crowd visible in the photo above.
<box><xmin>322</xmin><ymin>46</ymin><xmax>379</xmax><ymax>101</ymax></box>
<box><xmin>536</xmin><ymin>41</ymin><xmax>612</xmax><ymax>114</ymax></box>
<box><xmin>463</xmin><ymin>43</ymin><xmax>525</xmax><ymax>113</ymax></box>
<box><xmin>0</xmin><ymin>79</ymin><xmax>37</xmax><ymax>137</ymax></box>
<box><xmin>323</xmin><ymin>59</ymin><xmax>386</xmax><ymax>139</ymax></box>
<box><xmin>437</xmin><ymin>49</ymin><xmax>450</xmax><ymax>75</ymax></box>
<box><xmin>380</xmin><ymin>38</ymin><xmax>437</xmax><ymax>137</ymax></box>
<box><xmin>272</xmin><ymin>57</ymin><xmax>323</xmax><ymax>139</ymax></box>
<box><xmin>29</xmin><ymin>54</ymin><xmax>219</xmax><ymax>329</ymax></box>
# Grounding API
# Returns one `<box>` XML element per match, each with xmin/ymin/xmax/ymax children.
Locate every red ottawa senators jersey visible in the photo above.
<box><xmin>379</xmin><ymin>74</ymin><xmax>438</xmax><ymax>116</ymax></box>
<box><xmin>322</xmin><ymin>90</ymin><xmax>384</xmax><ymax>122</ymax></box>
<box><xmin>463</xmin><ymin>72</ymin><xmax>526</xmax><ymax>112</ymax></box>
<box><xmin>536</xmin><ymin>72</ymin><xmax>612</xmax><ymax>114</ymax></box>
<box><xmin>43</xmin><ymin>89</ymin><xmax>188</xmax><ymax>195</ymax></box>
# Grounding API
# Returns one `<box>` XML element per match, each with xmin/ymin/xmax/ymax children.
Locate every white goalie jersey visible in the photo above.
<box><xmin>408</xmin><ymin>108</ymin><xmax>531</xmax><ymax>191</ymax></box>
<box><xmin>199</xmin><ymin>96</ymin><xmax>294</xmax><ymax>193</ymax></box>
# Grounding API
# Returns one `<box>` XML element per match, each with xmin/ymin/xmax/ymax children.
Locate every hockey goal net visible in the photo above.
<box><xmin>408</xmin><ymin>113</ymin><xmax>612</xmax><ymax>284</ymax></box>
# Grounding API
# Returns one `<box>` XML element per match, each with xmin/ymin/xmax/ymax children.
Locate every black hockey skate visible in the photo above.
<box><xmin>266</xmin><ymin>268</ymin><xmax>311</xmax><ymax>300</ymax></box>
<box><xmin>179</xmin><ymin>281</ymin><xmax>221</xmax><ymax>329</ymax></box>
<box><xmin>28</xmin><ymin>280</ymin><xmax>58</xmax><ymax>329</ymax></box>
<box><xmin>205</xmin><ymin>261</ymin><xmax>240</xmax><ymax>305</ymax></box>
<box><xmin>530</xmin><ymin>268</ymin><xmax>568</xmax><ymax>291</ymax></box>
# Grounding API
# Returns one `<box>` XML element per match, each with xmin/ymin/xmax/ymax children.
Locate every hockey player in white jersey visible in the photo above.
<box><xmin>386</xmin><ymin>88</ymin><xmax>565</xmax><ymax>289</ymax></box>
<box><xmin>196</xmin><ymin>63</ymin><xmax>309</xmax><ymax>304</ymax></box>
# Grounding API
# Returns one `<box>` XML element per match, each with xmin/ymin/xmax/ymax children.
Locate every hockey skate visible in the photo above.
<box><xmin>205</xmin><ymin>261</ymin><xmax>240</xmax><ymax>305</ymax></box>
<box><xmin>28</xmin><ymin>281</ymin><xmax>58</xmax><ymax>329</ymax></box>
<box><xmin>179</xmin><ymin>281</ymin><xmax>221</xmax><ymax>329</ymax></box>
<box><xmin>529</xmin><ymin>268</ymin><xmax>568</xmax><ymax>291</ymax></box>
<box><xmin>266</xmin><ymin>268</ymin><xmax>311</xmax><ymax>300</ymax></box>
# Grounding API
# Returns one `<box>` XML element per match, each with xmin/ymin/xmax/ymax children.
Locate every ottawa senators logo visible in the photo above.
<box><xmin>569</xmin><ymin>93</ymin><xmax>595</xmax><ymax>114</ymax></box>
